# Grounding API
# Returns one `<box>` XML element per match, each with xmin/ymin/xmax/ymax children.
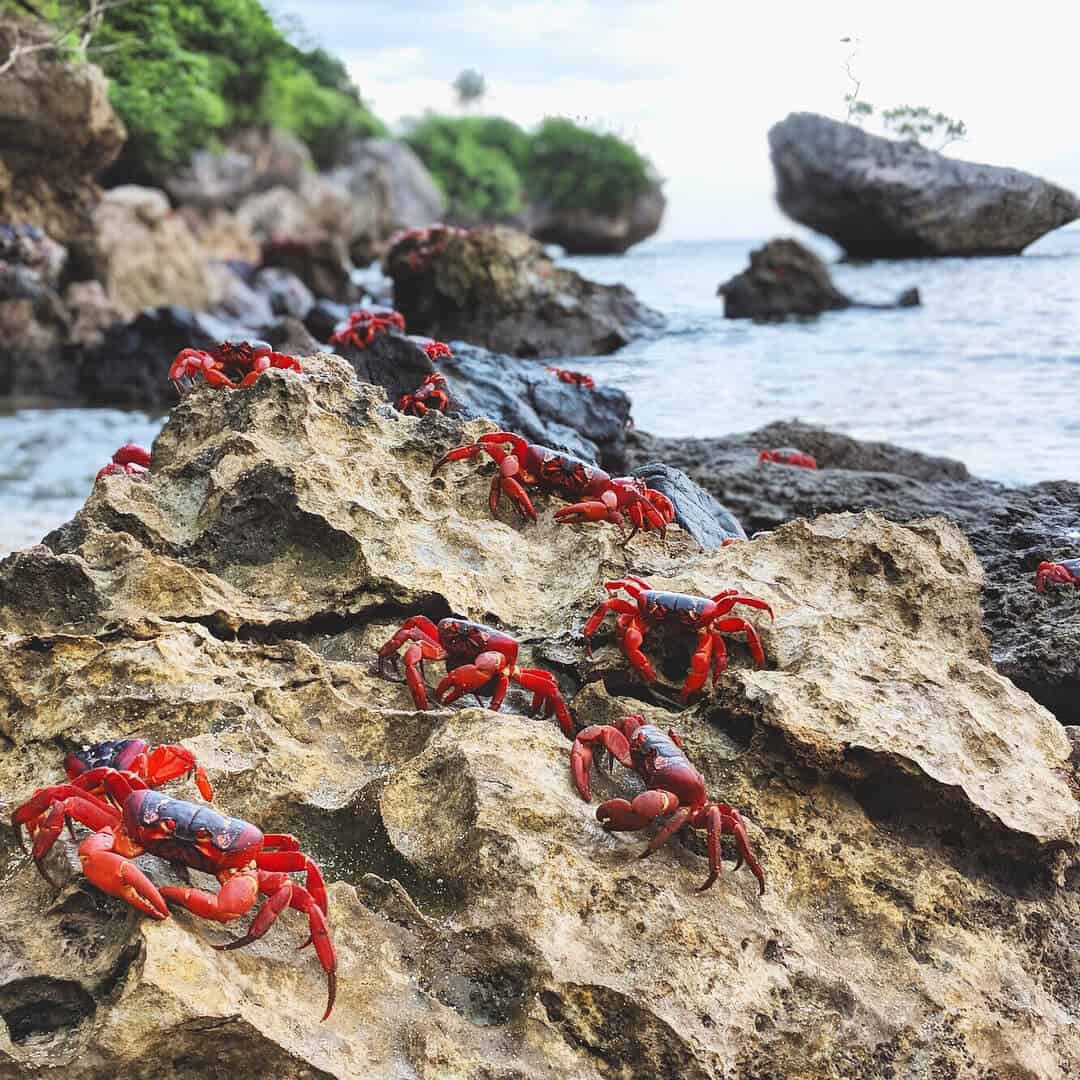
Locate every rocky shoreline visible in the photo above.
<box><xmin>2</xmin><ymin>355</ymin><xmax>1080</xmax><ymax>1078</ymax></box>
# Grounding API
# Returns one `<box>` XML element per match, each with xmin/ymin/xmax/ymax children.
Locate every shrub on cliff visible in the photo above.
<box><xmin>403</xmin><ymin>115</ymin><xmax>526</xmax><ymax>222</ymax></box>
<box><xmin>526</xmin><ymin>117</ymin><xmax>653</xmax><ymax>214</ymax></box>
<box><xmin>404</xmin><ymin>113</ymin><xmax>655</xmax><ymax>223</ymax></box>
<box><xmin>3</xmin><ymin>0</ymin><xmax>383</xmax><ymax>181</ymax></box>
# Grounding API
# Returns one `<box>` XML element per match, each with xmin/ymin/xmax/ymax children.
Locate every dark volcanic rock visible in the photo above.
<box><xmin>769</xmin><ymin>112</ymin><xmax>1080</xmax><ymax>258</ymax></box>
<box><xmin>626</xmin><ymin>421</ymin><xmax>1080</xmax><ymax>724</ymax></box>
<box><xmin>717</xmin><ymin>238</ymin><xmax>920</xmax><ymax>320</ymax></box>
<box><xmin>630</xmin><ymin>461</ymin><xmax>747</xmax><ymax>549</ymax></box>
<box><xmin>385</xmin><ymin>225</ymin><xmax>662</xmax><ymax>357</ymax></box>
<box><xmin>332</xmin><ymin>333</ymin><xmax>632</xmax><ymax>467</ymax></box>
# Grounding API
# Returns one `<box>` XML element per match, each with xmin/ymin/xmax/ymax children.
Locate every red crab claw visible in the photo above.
<box><xmin>425</xmin><ymin>341</ymin><xmax>452</xmax><ymax>360</ymax></box>
<box><xmin>435</xmin><ymin>650</ymin><xmax>510</xmax><ymax>708</ymax></box>
<box><xmin>554</xmin><ymin>489</ymin><xmax>626</xmax><ymax>535</ymax></box>
<box><xmin>111</xmin><ymin>444</ymin><xmax>152</xmax><ymax>469</ymax></box>
<box><xmin>139</xmin><ymin>744</ymin><xmax>214</xmax><ymax>801</ymax></box>
<box><xmin>79</xmin><ymin>828</ymin><xmax>169</xmax><ymax>919</ymax></box>
<box><xmin>570</xmin><ymin>725</ymin><xmax>634</xmax><ymax>801</ymax></box>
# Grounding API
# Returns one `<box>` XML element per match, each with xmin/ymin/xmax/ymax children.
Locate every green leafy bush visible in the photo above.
<box><xmin>405</xmin><ymin>113</ymin><xmax>655</xmax><ymax>223</ymax></box>
<box><xmin>526</xmin><ymin>117</ymin><xmax>653</xmax><ymax>214</ymax></box>
<box><xmin>404</xmin><ymin>115</ymin><xmax>525</xmax><ymax>222</ymax></box>
<box><xmin>4</xmin><ymin>0</ymin><xmax>384</xmax><ymax>181</ymax></box>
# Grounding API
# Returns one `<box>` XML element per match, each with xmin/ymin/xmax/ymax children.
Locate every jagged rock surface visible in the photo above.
<box><xmin>0</xmin><ymin>356</ymin><xmax>1078</xmax><ymax>1077</ymax></box>
<box><xmin>626</xmin><ymin>421</ymin><xmax>1080</xmax><ymax>725</ymax></box>
<box><xmin>769</xmin><ymin>112</ymin><xmax>1080</xmax><ymax>258</ymax></box>
<box><xmin>717</xmin><ymin>237</ymin><xmax>920</xmax><ymax>319</ymax></box>
<box><xmin>385</xmin><ymin>225</ymin><xmax>663</xmax><ymax>357</ymax></box>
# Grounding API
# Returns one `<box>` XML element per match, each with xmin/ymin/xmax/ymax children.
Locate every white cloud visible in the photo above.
<box><xmin>308</xmin><ymin>0</ymin><xmax>1080</xmax><ymax>240</ymax></box>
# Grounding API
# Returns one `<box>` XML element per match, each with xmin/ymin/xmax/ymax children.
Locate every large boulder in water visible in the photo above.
<box><xmin>528</xmin><ymin>185</ymin><xmax>666</xmax><ymax>255</ymax></box>
<box><xmin>769</xmin><ymin>112</ymin><xmax>1080</xmax><ymax>258</ymax></box>
<box><xmin>385</xmin><ymin>224</ymin><xmax>663</xmax><ymax>357</ymax></box>
<box><xmin>0</xmin><ymin>355</ymin><xmax>1078</xmax><ymax>1075</ymax></box>
<box><xmin>717</xmin><ymin>237</ymin><xmax>920</xmax><ymax>319</ymax></box>
<box><xmin>626</xmin><ymin>420</ymin><xmax>1080</xmax><ymax>725</ymax></box>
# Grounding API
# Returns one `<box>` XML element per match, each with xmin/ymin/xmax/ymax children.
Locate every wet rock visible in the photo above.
<box><xmin>0</xmin><ymin>18</ymin><xmax>125</xmax><ymax>272</ymax></box>
<box><xmin>528</xmin><ymin>184</ymin><xmax>666</xmax><ymax>255</ymax></box>
<box><xmin>332</xmin><ymin>333</ymin><xmax>632</xmax><ymax>467</ymax></box>
<box><xmin>251</xmin><ymin>267</ymin><xmax>315</xmax><ymax>320</ymax></box>
<box><xmin>770</xmin><ymin>112</ymin><xmax>1080</xmax><ymax>258</ymax></box>
<box><xmin>385</xmin><ymin>225</ymin><xmax>663</xmax><ymax>357</ymax></box>
<box><xmin>626</xmin><ymin>421</ymin><xmax>1080</xmax><ymax>724</ymax></box>
<box><xmin>717</xmin><ymin>237</ymin><xmax>920</xmax><ymax>319</ymax></box>
<box><xmin>629</xmin><ymin>462</ymin><xmax>746</xmax><ymax>548</ymax></box>
<box><xmin>92</xmin><ymin>187</ymin><xmax>222</xmax><ymax>317</ymax></box>
<box><xmin>0</xmin><ymin>362</ymin><xmax>1078</xmax><ymax>1075</ymax></box>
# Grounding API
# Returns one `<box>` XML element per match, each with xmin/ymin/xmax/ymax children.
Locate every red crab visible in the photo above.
<box><xmin>377</xmin><ymin>616</ymin><xmax>573</xmax><ymax>738</ymax></box>
<box><xmin>12</xmin><ymin>772</ymin><xmax>336</xmax><ymax>1020</ymax></box>
<box><xmin>432</xmin><ymin>431</ymin><xmax>675</xmax><ymax>544</ymax></box>
<box><xmin>398</xmin><ymin>372</ymin><xmax>450</xmax><ymax>416</ymax></box>
<box><xmin>758</xmin><ymin>448</ymin><xmax>818</xmax><ymax>469</ymax></box>
<box><xmin>387</xmin><ymin>225</ymin><xmax>469</xmax><ymax>274</ymax></box>
<box><xmin>583</xmin><ymin>574</ymin><xmax>774</xmax><ymax>701</ymax></box>
<box><xmin>571</xmin><ymin>714</ymin><xmax>765</xmax><ymax>893</ymax></box>
<box><xmin>328</xmin><ymin>309</ymin><xmax>406</xmax><ymax>350</ymax></box>
<box><xmin>96</xmin><ymin>443</ymin><xmax>151</xmax><ymax>481</ymax></box>
<box><xmin>65</xmin><ymin>737</ymin><xmax>213</xmax><ymax>800</ymax></box>
<box><xmin>1036</xmin><ymin>558</ymin><xmax>1080</xmax><ymax>592</ymax></box>
<box><xmin>547</xmin><ymin>367</ymin><xmax>596</xmax><ymax>390</ymax></box>
<box><xmin>168</xmin><ymin>340</ymin><xmax>302</xmax><ymax>392</ymax></box>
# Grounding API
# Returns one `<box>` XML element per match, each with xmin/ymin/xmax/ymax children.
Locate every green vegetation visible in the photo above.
<box><xmin>2</xmin><ymin>0</ymin><xmax>384</xmax><ymax>180</ymax></box>
<box><xmin>404</xmin><ymin>112</ymin><xmax>655</xmax><ymax>222</ymax></box>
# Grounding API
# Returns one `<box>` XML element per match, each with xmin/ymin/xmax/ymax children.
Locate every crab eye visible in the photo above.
<box><xmin>163</xmin><ymin>819</ymin><xmax>176</xmax><ymax>830</ymax></box>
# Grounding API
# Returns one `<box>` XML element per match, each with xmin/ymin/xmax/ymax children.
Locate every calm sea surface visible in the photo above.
<box><xmin>2</xmin><ymin>231</ymin><xmax>1078</xmax><ymax>554</ymax></box>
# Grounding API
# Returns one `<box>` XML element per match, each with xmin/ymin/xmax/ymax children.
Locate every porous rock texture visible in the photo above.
<box><xmin>385</xmin><ymin>225</ymin><xmax>663</xmax><ymax>357</ymax></box>
<box><xmin>769</xmin><ymin>113</ymin><xmax>1080</xmax><ymax>258</ymax></box>
<box><xmin>0</xmin><ymin>18</ymin><xmax>126</xmax><ymax>273</ymax></box>
<box><xmin>1</xmin><ymin>355</ymin><xmax>1079</xmax><ymax>1077</ymax></box>
<box><xmin>626</xmin><ymin>420</ymin><xmax>1080</xmax><ymax>726</ymax></box>
<box><xmin>717</xmin><ymin>238</ymin><xmax>920</xmax><ymax>320</ymax></box>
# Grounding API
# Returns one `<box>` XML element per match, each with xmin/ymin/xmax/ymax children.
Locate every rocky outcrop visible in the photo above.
<box><xmin>330</xmin><ymin>332</ymin><xmax>632</xmax><ymax>467</ymax></box>
<box><xmin>717</xmin><ymin>237</ymin><xmax>920</xmax><ymax>319</ymax></box>
<box><xmin>0</xmin><ymin>18</ymin><xmax>126</xmax><ymax>273</ymax></box>
<box><xmin>528</xmin><ymin>185</ymin><xmax>665</xmax><ymax>255</ymax></box>
<box><xmin>93</xmin><ymin>186</ymin><xmax>223</xmax><ymax>317</ymax></box>
<box><xmin>164</xmin><ymin>127</ymin><xmax>315</xmax><ymax>211</ymax></box>
<box><xmin>1</xmin><ymin>355</ymin><xmax>1079</xmax><ymax>1076</ymax></box>
<box><xmin>327</xmin><ymin>138</ymin><xmax>445</xmax><ymax>265</ymax></box>
<box><xmin>385</xmin><ymin>225</ymin><xmax>663</xmax><ymax>357</ymax></box>
<box><xmin>626</xmin><ymin>420</ymin><xmax>1080</xmax><ymax>725</ymax></box>
<box><xmin>769</xmin><ymin>112</ymin><xmax>1080</xmax><ymax>258</ymax></box>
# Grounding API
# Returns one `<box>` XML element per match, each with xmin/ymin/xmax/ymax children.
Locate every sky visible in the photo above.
<box><xmin>277</xmin><ymin>1</ymin><xmax>1079</xmax><ymax>241</ymax></box>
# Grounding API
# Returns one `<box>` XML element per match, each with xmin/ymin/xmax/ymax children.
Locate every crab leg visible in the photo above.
<box><xmin>581</xmin><ymin>597</ymin><xmax>638</xmax><ymax>652</ymax></box>
<box><xmin>255</xmin><ymin>849</ymin><xmax>328</xmax><ymax>915</ymax></box>
<box><xmin>377</xmin><ymin>619</ymin><xmax>447</xmax><ymax>710</ymax></box>
<box><xmin>570</xmin><ymin>725</ymin><xmax>634</xmax><ymax>800</ymax></box>
<box><xmin>140</xmin><ymin>744</ymin><xmax>214</xmax><ymax>801</ymax></box>
<box><xmin>710</xmin><ymin>592</ymin><xmax>775</xmax><ymax>620</ymax></box>
<box><xmin>79</xmin><ymin>828</ymin><xmax>168</xmax><ymax>919</ymax></box>
<box><xmin>696</xmin><ymin>804</ymin><xmax>766</xmax><ymax>895</ymax></box>
<box><xmin>434</xmin><ymin>650</ymin><xmax>509</xmax><ymax>708</ymax></box>
<box><xmin>513</xmin><ymin>669</ymin><xmax>574</xmax><ymax>739</ymax></box>
<box><xmin>682</xmin><ymin>628</ymin><xmax>715</xmax><ymax>701</ymax></box>
<box><xmin>712</xmin><ymin>616</ymin><xmax>766</xmax><ymax>668</ymax></box>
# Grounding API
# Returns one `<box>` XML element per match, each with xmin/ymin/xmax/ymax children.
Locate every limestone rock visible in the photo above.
<box><xmin>0</xmin><ymin>18</ymin><xmax>125</xmax><ymax>269</ymax></box>
<box><xmin>717</xmin><ymin>237</ymin><xmax>920</xmax><ymax>319</ymax></box>
<box><xmin>92</xmin><ymin>187</ymin><xmax>222</xmax><ymax>318</ymax></box>
<box><xmin>626</xmin><ymin>421</ymin><xmax>1080</xmax><ymax>725</ymax></box>
<box><xmin>769</xmin><ymin>112</ymin><xmax>1080</xmax><ymax>258</ymax></box>
<box><xmin>528</xmin><ymin>185</ymin><xmax>665</xmax><ymax>255</ymax></box>
<box><xmin>1</xmin><ymin>356</ymin><xmax>1079</xmax><ymax>1077</ymax></box>
<box><xmin>385</xmin><ymin>225</ymin><xmax>663</xmax><ymax>357</ymax></box>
